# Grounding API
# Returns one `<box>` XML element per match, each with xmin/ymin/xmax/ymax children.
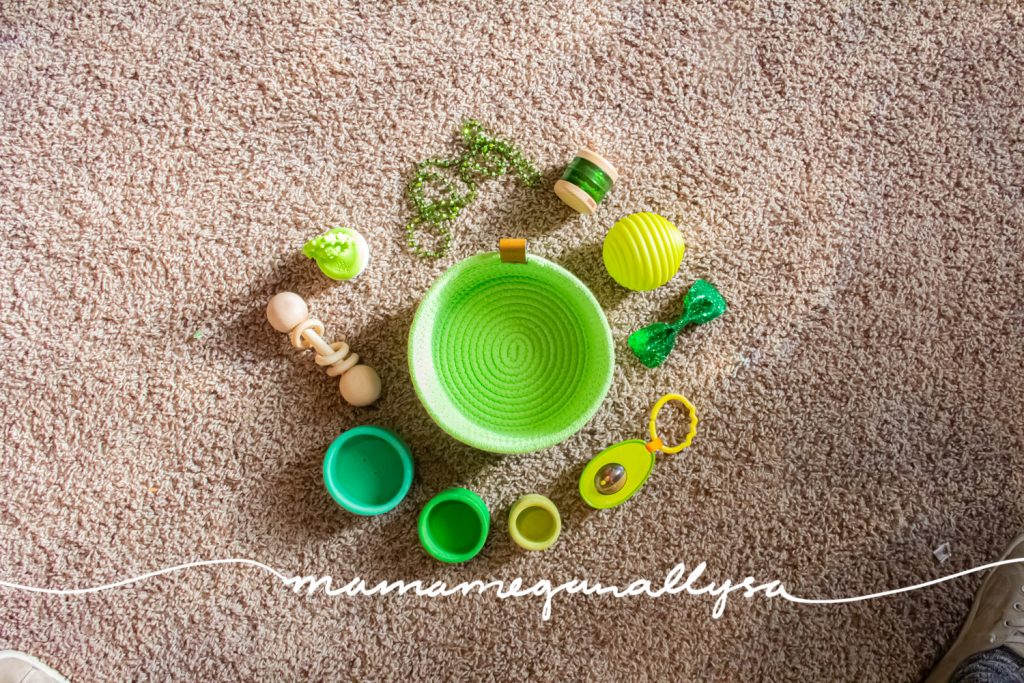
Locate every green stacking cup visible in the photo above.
<box><xmin>323</xmin><ymin>426</ymin><xmax>414</xmax><ymax>515</ymax></box>
<box><xmin>418</xmin><ymin>488</ymin><xmax>490</xmax><ymax>563</ymax></box>
<box><xmin>508</xmin><ymin>494</ymin><xmax>561</xmax><ymax>551</ymax></box>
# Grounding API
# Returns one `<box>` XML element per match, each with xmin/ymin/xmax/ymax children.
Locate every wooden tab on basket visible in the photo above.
<box><xmin>499</xmin><ymin>238</ymin><xmax>527</xmax><ymax>263</ymax></box>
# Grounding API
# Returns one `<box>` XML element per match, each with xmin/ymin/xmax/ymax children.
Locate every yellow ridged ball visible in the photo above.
<box><xmin>602</xmin><ymin>212</ymin><xmax>686</xmax><ymax>291</ymax></box>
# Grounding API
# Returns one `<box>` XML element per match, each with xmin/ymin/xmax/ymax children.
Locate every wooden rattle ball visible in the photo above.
<box><xmin>267</xmin><ymin>292</ymin><xmax>309</xmax><ymax>332</ymax></box>
<box><xmin>339</xmin><ymin>364</ymin><xmax>382</xmax><ymax>407</ymax></box>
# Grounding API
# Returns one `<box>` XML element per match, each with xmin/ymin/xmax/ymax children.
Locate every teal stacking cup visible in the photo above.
<box><xmin>418</xmin><ymin>488</ymin><xmax>490</xmax><ymax>563</ymax></box>
<box><xmin>323</xmin><ymin>426</ymin><xmax>414</xmax><ymax>515</ymax></box>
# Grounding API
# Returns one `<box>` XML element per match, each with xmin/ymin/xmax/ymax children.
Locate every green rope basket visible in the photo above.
<box><xmin>409</xmin><ymin>249</ymin><xmax>614</xmax><ymax>454</ymax></box>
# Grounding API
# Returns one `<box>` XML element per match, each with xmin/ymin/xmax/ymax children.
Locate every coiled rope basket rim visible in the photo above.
<box><xmin>408</xmin><ymin>252</ymin><xmax>614</xmax><ymax>454</ymax></box>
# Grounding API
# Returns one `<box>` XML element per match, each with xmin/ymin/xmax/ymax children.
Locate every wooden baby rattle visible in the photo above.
<box><xmin>266</xmin><ymin>292</ymin><xmax>381</xmax><ymax>407</ymax></box>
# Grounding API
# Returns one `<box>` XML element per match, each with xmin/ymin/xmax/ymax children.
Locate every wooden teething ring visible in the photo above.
<box><xmin>267</xmin><ymin>292</ymin><xmax>381</xmax><ymax>407</ymax></box>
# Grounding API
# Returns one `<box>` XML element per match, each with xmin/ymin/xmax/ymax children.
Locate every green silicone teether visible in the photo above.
<box><xmin>628</xmin><ymin>279</ymin><xmax>727</xmax><ymax>368</ymax></box>
<box><xmin>303</xmin><ymin>227</ymin><xmax>370</xmax><ymax>280</ymax></box>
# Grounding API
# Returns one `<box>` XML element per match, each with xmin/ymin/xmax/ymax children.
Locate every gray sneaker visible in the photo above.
<box><xmin>0</xmin><ymin>651</ymin><xmax>67</xmax><ymax>683</ymax></box>
<box><xmin>926</xmin><ymin>534</ymin><xmax>1024</xmax><ymax>682</ymax></box>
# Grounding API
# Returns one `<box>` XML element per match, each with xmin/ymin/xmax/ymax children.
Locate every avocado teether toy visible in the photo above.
<box><xmin>628</xmin><ymin>279</ymin><xmax>727</xmax><ymax>368</ymax></box>
<box><xmin>579</xmin><ymin>394</ymin><xmax>698</xmax><ymax>509</ymax></box>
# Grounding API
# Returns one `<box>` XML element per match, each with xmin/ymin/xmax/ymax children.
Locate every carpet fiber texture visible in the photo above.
<box><xmin>1</xmin><ymin>2</ymin><xmax>1023</xmax><ymax>681</ymax></box>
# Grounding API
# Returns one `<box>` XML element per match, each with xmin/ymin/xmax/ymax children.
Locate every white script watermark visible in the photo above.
<box><xmin>3</xmin><ymin>557</ymin><xmax>1024</xmax><ymax>621</ymax></box>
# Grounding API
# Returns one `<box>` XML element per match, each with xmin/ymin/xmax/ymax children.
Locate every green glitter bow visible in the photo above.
<box><xmin>405</xmin><ymin>120</ymin><xmax>541</xmax><ymax>259</ymax></box>
<box><xmin>628</xmin><ymin>279</ymin><xmax>727</xmax><ymax>368</ymax></box>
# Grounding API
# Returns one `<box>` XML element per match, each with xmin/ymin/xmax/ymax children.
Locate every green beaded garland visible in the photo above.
<box><xmin>405</xmin><ymin>120</ymin><xmax>541</xmax><ymax>259</ymax></box>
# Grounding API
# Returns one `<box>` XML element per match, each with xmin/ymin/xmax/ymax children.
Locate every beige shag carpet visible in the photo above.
<box><xmin>1</xmin><ymin>2</ymin><xmax>1023</xmax><ymax>681</ymax></box>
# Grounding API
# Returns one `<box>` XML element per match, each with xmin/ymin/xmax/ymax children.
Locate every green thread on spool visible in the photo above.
<box><xmin>554</xmin><ymin>149</ymin><xmax>619</xmax><ymax>214</ymax></box>
<box><xmin>561</xmin><ymin>156</ymin><xmax>614</xmax><ymax>204</ymax></box>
